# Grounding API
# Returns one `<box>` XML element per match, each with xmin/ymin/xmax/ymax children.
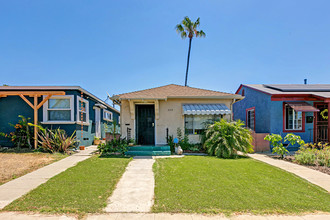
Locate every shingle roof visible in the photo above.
<box><xmin>112</xmin><ymin>84</ymin><xmax>241</xmax><ymax>100</ymax></box>
<box><xmin>239</xmin><ymin>84</ymin><xmax>330</xmax><ymax>98</ymax></box>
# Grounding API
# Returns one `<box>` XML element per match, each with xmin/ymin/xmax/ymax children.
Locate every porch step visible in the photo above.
<box><xmin>128</xmin><ymin>146</ymin><xmax>170</xmax><ymax>151</ymax></box>
<box><xmin>125</xmin><ymin>146</ymin><xmax>171</xmax><ymax>156</ymax></box>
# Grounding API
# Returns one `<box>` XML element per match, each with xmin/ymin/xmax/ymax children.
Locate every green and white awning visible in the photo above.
<box><xmin>182</xmin><ymin>104</ymin><xmax>231</xmax><ymax>115</ymax></box>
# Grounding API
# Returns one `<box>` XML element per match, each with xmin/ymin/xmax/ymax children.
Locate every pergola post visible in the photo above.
<box><xmin>0</xmin><ymin>91</ymin><xmax>65</xmax><ymax>149</ymax></box>
<box><xmin>34</xmin><ymin>95</ymin><xmax>38</xmax><ymax>149</ymax></box>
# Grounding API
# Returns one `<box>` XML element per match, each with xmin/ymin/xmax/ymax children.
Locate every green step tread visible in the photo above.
<box><xmin>125</xmin><ymin>151</ymin><xmax>171</xmax><ymax>156</ymax></box>
<box><xmin>128</xmin><ymin>146</ymin><xmax>170</xmax><ymax>151</ymax></box>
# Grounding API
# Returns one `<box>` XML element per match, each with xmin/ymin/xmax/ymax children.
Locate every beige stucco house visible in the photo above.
<box><xmin>111</xmin><ymin>84</ymin><xmax>243</xmax><ymax>145</ymax></box>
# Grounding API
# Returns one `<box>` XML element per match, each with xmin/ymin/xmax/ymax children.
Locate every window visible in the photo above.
<box><xmin>103</xmin><ymin>110</ymin><xmax>113</xmax><ymax>121</ymax></box>
<box><xmin>43</xmin><ymin>95</ymin><xmax>74</xmax><ymax>122</ymax></box>
<box><xmin>285</xmin><ymin>104</ymin><xmax>303</xmax><ymax>131</ymax></box>
<box><xmin>246</xmin><ymin>108</ymin><xmax>255</xmax><ymax>130</ymax></box>
<box><xmin>184</xmin><ymin>115</ymin><xmax>222</xmax><ymax>135</ymax></box>
<box><xmin>77</xmin><ymin>98</ymin><xmax>89</xmax><ymax>123</ymax></box>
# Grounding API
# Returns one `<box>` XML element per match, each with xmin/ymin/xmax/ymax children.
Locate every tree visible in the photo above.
<box><xmin>176</xmin><ymin>16</ymin><xmax>205</xmax><ymax>86</ymax></box>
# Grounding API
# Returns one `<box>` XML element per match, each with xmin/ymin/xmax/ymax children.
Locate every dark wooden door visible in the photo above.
<box><xmin>314</xmin><ymin>103</ymin><xmax>328</xmax><ymax>143</ymax></box>
<box><xmin>136</xmin><ymin>105</ymin><xmax>155</xmax><ymax>145</ymax></box>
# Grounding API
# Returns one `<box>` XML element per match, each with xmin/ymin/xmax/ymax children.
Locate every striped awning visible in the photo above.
<box><xmin>182</xmin><ymin>104</ymin><xmax>231</xmax><ymax>115</ymax></box>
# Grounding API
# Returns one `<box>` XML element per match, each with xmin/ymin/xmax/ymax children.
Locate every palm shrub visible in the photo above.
<box><xmin>204</xmin><ymin>119</ymin><xmax>253</xmax><ymax>158</ymax></box>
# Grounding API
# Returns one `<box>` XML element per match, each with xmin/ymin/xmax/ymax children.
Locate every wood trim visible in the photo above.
<box><xmin>283</xmin><ymin>102</ymin><xmax>305</xmax><ymax>133</ymax></box>
<box><xmin>0</xmin><ymin>91</ymin><xmax>65</xmax><ymax>96</ymax></box>
<box><xmin>37</xmin><ymin>94</ymin><xmax>52</xmax><ymax>110</ymax></box>
<box><xmin>19</xmin><ymin>94</ymin><xmax>34</xmax><ymax>109</ymax></box>
<box><xmin>271</xmin><ymin>94</ymin><xmax>323</xmax><ymax>101</ymax></box>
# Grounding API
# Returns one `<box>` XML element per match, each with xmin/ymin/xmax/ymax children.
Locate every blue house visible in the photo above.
<box><xmin>233</xmin><ymin>84</ymin><xmax>330</xmax><ymax>151</ymax></box>
<box><xmin>0</xmin><ymin>86</ymin><xmax>120</xmax><ymax>148</ymax></box>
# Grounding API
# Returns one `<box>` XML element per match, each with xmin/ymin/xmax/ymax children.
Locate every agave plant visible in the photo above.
<box><xmin>36</xmin><ymin>127</ymin><xmax>76</xmax><ymax>154</ymax></box>
<box><xmin>204</xmin><ymin>119</ymin><xmax>253</xmax><ymax>158</ymax></box>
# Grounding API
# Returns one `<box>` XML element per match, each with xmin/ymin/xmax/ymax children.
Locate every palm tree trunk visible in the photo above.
<box><xmin>185</xmin><ymin>37</ymin><xmax>192</xmax><ymax>86</ymax></box>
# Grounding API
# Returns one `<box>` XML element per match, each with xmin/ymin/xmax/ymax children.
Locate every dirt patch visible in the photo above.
<box><xmin>0</xmin><ymin>153</ymin><xmax>65</xmax><ymax>185</ymax></box>
<box><xmin>270</xmin><ymin>155</ymin><xmax>330</xmax><ymax>175</ymax></box>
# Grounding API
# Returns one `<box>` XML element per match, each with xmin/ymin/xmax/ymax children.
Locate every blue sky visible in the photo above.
<box><xmin>1</xmin><ymin>0</ymin><xmax>330</xmax><ymax>101</ymax></box>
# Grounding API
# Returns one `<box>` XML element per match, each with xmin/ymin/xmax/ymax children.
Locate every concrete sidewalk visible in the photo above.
<box><xmin>1</xmin><ymin>212</ymin><xmax>330</xmax><ymax>220</ymax></box>
<box><xmin>0</xmin><ymin>146</ymin><xmax>97</xmax><ymax>209</ymax></box>
<box><xmin>104</xmin><ymin>156</ymin><xmax>155</xmax><ymax>213</ymax></box>
<box><xmin>248</xmin><ymin>153</ymin><xmax>330</xmax><ymax>192</ymax></box>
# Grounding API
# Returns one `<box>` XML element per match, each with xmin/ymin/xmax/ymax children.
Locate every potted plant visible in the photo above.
<box><xmin>94</xmin><ymin>136</ymin><xmax>101</xmax><ymax>145</ymax></box>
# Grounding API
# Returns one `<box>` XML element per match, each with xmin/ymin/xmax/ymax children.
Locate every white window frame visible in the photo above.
<box><xmin>77</xmin><ymin>97</ymin><xmax>90</xmax><ymax>125</ymax></box>
<box><xmin>118</xmin><ymin>116</ymin><xmax>120</xmax><ymax>124</ymax></box>
<box><xmin>103</xmin><ymin>109</ymin><xmax>113</xmax><ymax>122</ymax></box>
<box><xmin>42</xmin><ymin>95</ymin><xmax>74</xmax><ymax>124</ymax></box>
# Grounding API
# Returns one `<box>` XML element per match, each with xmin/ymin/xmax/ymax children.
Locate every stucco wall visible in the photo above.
<box><xmin>269</xmin><ymin>100</ymin><xmax>316</xmax><ymax>150</ymax></box>
<box><xmin>120</xmin><ymin>98</ymin><xmax>233</xmax><ymax>145</ymax></box>
<box><xmin>233</xmin><ymin>86</ymin><xmax>272</xmax><ymax>133</ymax></box>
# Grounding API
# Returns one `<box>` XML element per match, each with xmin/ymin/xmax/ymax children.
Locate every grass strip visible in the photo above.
<box><xmin>4</xmin><ymin>155</ymin><xmax>131</xmax><ymax>215</ymax></box>
<box><xmin>153</xmin><ymin>156</ymin><xmax>330</xmax><ymax>215</ymax></box>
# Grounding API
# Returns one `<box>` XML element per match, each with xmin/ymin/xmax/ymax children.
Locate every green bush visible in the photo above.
<box><xmin>176</xmin><ymin>128</ymin><xmax>194</xmax><ymax>150</ymax></box>
<box><xmin>98</xmin><ymin>138</ymin><xmax>128</xmax><ymax>155</ymax></box>
<box><xmin>0</xmin><ymin>115</ymin><xmax>34</xmax><ymax>148</ymax></box>
<box><xmin>167</xmin><ymin>135</ymin><xmax>175</xmax><ymax>153</ymax></box>
<box><xmin>294</xmin><ymin>148</ymin><xmax>317</xmax><ymax>165</ymax></box>
<box><xmin>295</xmin><ymin>144</ymin><xmax>330</xmax><ymax>167</ymax></box>
<box><xmin>264</xmin><ymin>133</ymin><xmax>305</xmax><ymax>159</ymax></box>
<box><xmin>204</xmin><ymin>119</ymin><xmax>253</xmax><ymax>158</ymax></box>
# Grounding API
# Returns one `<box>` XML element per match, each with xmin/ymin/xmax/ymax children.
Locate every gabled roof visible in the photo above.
<box><xmin>0</xmin><ymin>86</ymin><xmax>119</xmax><ymax>113</ymax></box>
<box><xmin>112</xmin><ymin>84</ymin><xmax>242</xmax><ymax>100</ymax></box>
<box><xmin>236</xmin><ymin>84</ymin><xmax>330</xmax><ymax>99</ymax></box>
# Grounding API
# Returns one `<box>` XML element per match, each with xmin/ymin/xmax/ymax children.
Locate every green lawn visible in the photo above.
<box><xmin>152</xmin><ymin>156</ymin><xmax>330</xmax><ymax>215</ymax></box>
<box><xmin>4</xmin><ymin>155</ymin><xmax>131</xmax><ymax>215</ymax></box>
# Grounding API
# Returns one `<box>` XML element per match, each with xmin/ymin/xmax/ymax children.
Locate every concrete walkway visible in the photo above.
<box><xmin>248</xmin><ymin>153</ymin><xmax>330</xmax><ymax>192</ymax></box>
<box><xmin>0</xmin><ymin>146</ymin><xmax>97</xmax><ymax>209</ymax></box>
<box><xmin>104</xmin><ymin>156</ymin><xmax>155</xmax><ymax>213</ymax></box>
<box><xmin>1</xmin><ymin>212</ymin><xmax>330</xmax><ymax>220</ymax></box>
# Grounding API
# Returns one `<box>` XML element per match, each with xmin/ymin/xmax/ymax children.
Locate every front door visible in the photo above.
<box><xmin>95</xmin><ymin>108</ymin><xmax>101</xmax><ymax>138</ymax></box>
<box><xmin>136</xmin><ymin>105</ymin><xmax>155</xmax><ymax>145</ymax></box>
<box><xmin>314</xmin><ymin>103</ymin><xmax>328</xmax><ymax>143</ymax></box>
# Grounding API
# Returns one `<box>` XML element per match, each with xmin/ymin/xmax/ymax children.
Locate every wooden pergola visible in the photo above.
<box><xmin>0</xmin><ymin>91</ymin><xmax>65</xmax><ymax>148</ymax></box>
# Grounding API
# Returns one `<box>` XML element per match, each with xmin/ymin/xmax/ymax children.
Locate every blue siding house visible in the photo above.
<box><xmin>233</xmin><ymin>84</ymin><xmax>330</xmax><ymax>151</ymax></box>
<box><xmin>0</xmin><ymin>86</ymin><xmax>120</xmax><ymax>148</ymax></box>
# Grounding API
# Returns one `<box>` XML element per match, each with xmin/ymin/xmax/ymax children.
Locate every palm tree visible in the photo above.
<box><xmin>176</xmin><ymin>16</ymin><xmax>205</xmax><ymax>86</ymax></box>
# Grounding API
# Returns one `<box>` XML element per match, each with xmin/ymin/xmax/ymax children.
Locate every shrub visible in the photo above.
<box><xmin>204</xmin><ymin>119</ymin><xmax>253</xmax><ymax>158</ymax></box>
<box><xmin>37</xmin><ymin>128</ymin><xmax>76</xmax><ymax>154</ymax></box>
<box><xmin>176</xmin><ymin>128</ymin><xmax>193</xmax><ymax>150</ymax></box>
<box><xmin>167</xmin><ymin>135</ymin><xmax>175</xmax><ymax>153</ymax></box>
<box><xmin>264</xmin><ymin>133</ymin><xmax>305</xmax><ymax>159</ymax></box>
<box><xmin>0</xmin><ymin>115</ymin><xmax>34</xmax><ymax>148</ymax></box>
<box><xmin>98</xmin><ymin>138</ymin><xmax>128</xmax><ymax>155</ymax></box>
<box><xmin>294</xmin><ymin>148</ymin><xmax>317</xmax><ymax>165</ymax></box>
<box><xmin>295</xmin><ymin>144</ymin><xmax>330</xmax><ymax>167</ymax></box>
